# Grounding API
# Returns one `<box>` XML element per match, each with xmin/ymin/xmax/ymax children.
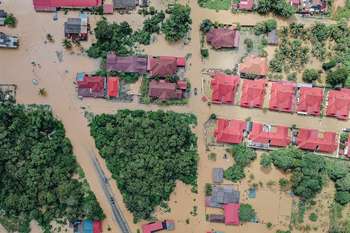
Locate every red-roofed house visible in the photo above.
<box><xmin>239</xmin><ymin>55</ymin><xmax>268</xmax><ymax>78</ymax></box>
<box><xmin>33</xmin><ymin>0</ymin><xmax>102</xmax><ymax>11</ymax></box>
<box><xmin>297</xmin><ymin>87</ymin><xmax>323</xmax><ymax>116</ymax></box>
<box><xmin>269</xmin><ymin>82</ymin><xmax>296</xmax><ymax>113</ymax></box>
<box><xmin>107</xmin><ymin>53</ymin><xmax>148</xmax><ymax>74</ymax></box>
<box><xmin>93</xmin><ymin>221</ymin><xmax>102</xmax><ymax>233</ymax></box>
<box><xmin>103</xmin><ymin>0</ymin><xmax>114</xmax><ymax>14</ymax></box>
<box><xmin>211</xmin><ymin>73</ymin><xmax>240</xmax><ymax>104</ymax></box>
<box><xmin>224</xmin><ymin>203</ymin><xmax>240</xmax><ymax>225</ymax></box>
<box><xmin>297</xmin><ymin>128</ymin><xmax>338</xmax><ymax>153</ymax></box>
<box><xmin>248</xmin><ymin>123</ymin><xmax>290</xmax><ymax>147</ymax></box>
<box><xmin>214</xmin><ymin>119</ymin><xmax>246</xmax><ymax>144</ymax></box>
<box><xmin>107</xmin><ymin>77</ymin><xmax>119</xmax><ymax>97</ymax></box>
<box><xmin>238</xmin><ymin>0</ymin><xmax>254</xmax><ymax>10</ymax></box>
<box><xmin>206</xmin><ymin>28</ymin><xmax>240</xmax><ymax>49</ymax></box>
<box><xmin>76</xmin><ymin>72</ymin><xmax>105</xmax><ymax>98</ymax></box>
<box><xmin>142</xmin><ymin>222</ymin><xmax>163</xmax><ymax>233</ymax></box>
<box><xmin>176</xmin><ymin>57</ymin><xmax>186</xmax><ymax>67</ymax></box>
<box><xmin>148</xmin><ymin>80</ymin><xmax>184</xmax><ymax>100</ymax></box>
<box><xmin>147</xmin><ymin>56</ymin><xmax>184</xmax><ymax>77</ymax></box>
<box><xmin>326</xmin><ymin>88</ymin><xmax>350</xmax><ymax>120</ymax></box>
<box><xmin>240</xmin><ymin>79</ymin><xmax>266</xmax><ymax>108</ymax></box>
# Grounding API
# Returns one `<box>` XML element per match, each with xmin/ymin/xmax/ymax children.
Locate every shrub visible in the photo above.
<box><xmin>260</xmin><ymin>153</ymin><xmax>272</xmax><ymax>169</ymax></box>
<box><xmin>4</xmin><ymin>14</ymin><xmax>17</xmax><ymax>27</ymax></box>
<box><xmin>322</xmin><ymin>60</ymin><xmax>337</xmax><ymax>71</ymax></box>
<box><xmin>239</xmin><ymin>204</ymin><xmax>256</xmax><ymax>222</ymax></box>
<box><xmin>326</xmin><ymin>67</ymin><xmax>349</xmax><ymax>87</ymax></box>
<box><xmin>201</xmin><ymin>48</ymin><xmax>209</xmax><ymax>58</ymax></box>
<box><xmin>302</xmin><ymin>69</ymin><xmax>320</xmax><ymax>83</ymax></box>
<box><xmin>200</xmin><ymin>19</ymin><xmax>214</xmax><ymax>33</ymax></box>
<box><xmin>309</xmin><ymin>213</ymin><xmax>318</xmax><ymax>222</ymax></box>
<box><xmin>279</xmin><ymin>178</ymin><xmax>290</xmax><ymax>191</ymax></box>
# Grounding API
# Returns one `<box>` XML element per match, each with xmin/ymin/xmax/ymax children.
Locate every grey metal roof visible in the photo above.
<box><xmin>64</xmin><ymin>18</ymin><xmax>81</xmax><ymax>34</ymax></box>
<box><xmin>267</xmin><ymin>30</ymin><xmax>278</xmax><ymax>45</ymax></box>
<box><xmin>0</xmin><ymin>10</ymin><xmax>7</xmax><ymax>18</ymax></box>
<box><xmin>211</xmin><ymin>186</ymin><xmax>240</xmax><ymax>204</ymax></box>
<box><xmin>212</xmin><ymin>168</ymin><xmax>224</xmax><ymax>183</ymax></box>
<box><xmin>113</xmin><ymin>0</ymin><xmax>137</xmax><ymax>9</ymax></box>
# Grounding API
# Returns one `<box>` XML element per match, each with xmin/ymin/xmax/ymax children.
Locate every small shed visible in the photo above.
<box><xmin>0</xmin><ymin>10</ymin><xmax>7</xmax><ymax>26</ymax></box>
<box><xmin>267</xmin><ymin>29</ymin><xmax>278</xmax><ymax>45</ymax></box>
<box><xmin>208</xmin><ymin>214</ymin><xmax>225</xmax><ymax>223</ymax></box>
<box><xmin>83</xmin><ymin>220</ymin><xmax>93</xmax><ymax>233</ymax></box>
<box><xmin>212</xmin><ymin>168</ymin><xmax>224</xmax><ymax>184</ymax></box>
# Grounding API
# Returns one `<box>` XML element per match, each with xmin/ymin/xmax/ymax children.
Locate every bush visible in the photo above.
<box><xmin>244</xmin><ymin>38</ymin><xmax>254</xmax><ymax>52</ymax></box>
<box><xmin>326</xmin><ymin>67</ymin><xmax>349</xmax><ymax>87</ymax></box>
<box><xmin>287</xmin><ymin>72</ymin><xmax>297</xmax><ymax>81</ymax></box>
<box><xmin>322</xmin><ymin>60</ymin><xmax>337</xmax><ymax>71</ymax></box>
<box><xmin>260</xmin><ymin>153</ymin><xmax>272</xmax><ymax>169</ymax></box>
<box><xmin>4</xmin><ymin>14</ymin><xmax>17</xmax><ymax>27</ymax></box>
<box><xmin>254</xmin><ymin>19</ymin><xmax>277</xmax><ymax>35</ymax></box>
<box><xmin>302</xmin><ymin>69</ymin><xmax>320</xmax><ymax>83</ymax></box>
<box><xmin>201</xmin><ymin>48</ymin><xmax>209</xmax><ymax>58</ymax></box>
<box><xmin>279</xmin><ymin>178</ymin><xmax>290</xmax><ymax>191</ymax></box>
<box><xmin>309</xmin><ymin>213</ymin><xmax>318</xmax><ymax>222</ymax></box>
<box><xmin>200</xmin><ymin>19</ymin><xmax>214</xmax><ymax>33</ymax></box>
<box><xmin>239</xmin><ymin>204</ymin><xmax>256</xmax><ymax>222</ymax></box>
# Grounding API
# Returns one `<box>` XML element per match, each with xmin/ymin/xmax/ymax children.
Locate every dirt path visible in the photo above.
<box><xmin>0</xmin><ymin>0</ymin><xmax>348</xmax><ymax>233</ymax></box>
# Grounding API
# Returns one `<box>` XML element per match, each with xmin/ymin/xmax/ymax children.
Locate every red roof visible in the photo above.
<box><xmin>107</xmin><ymin>77</ymin><xmax>119</xmax><ymax>97</ymax></box>
<box><xmin>269</xmin><ymin>82</ymin><xmax>296</xmax><ymax>112</ymax></box>
<box><xmin>297</xmin><ymin>87</ymin><xmax>323</xmax><ymax>116</ymax></box>
<box><xmin>224</xmin><ymin>203</ymin><xmax>240</xmax><ymax>225</ymax></box>
<box><xmin>148</xmin><ymin>56</ymin><xmax>178</xmax><ymax>77</ymax></box>
<box><xmin>326</xmin><ymin>88</ymin><xmax>350</xmax><ymax>120</ymax></box>
<box><xmin>239</xmin><ymin>55</ymin><xmax>268</xmax><ymax>76</ymax></box>
<box><xmin>239</xmin><ymin>0</ymin><xmax>254</xmax><ymax>10</ymax></box>
<box><xmin>33</xmin><ymin>0</ymin><xmax>101</xmax><ymax>11</ymax></box>
<box><xmin>103</xmin><ymin>3</ymin><xmax>114</xmax><ymax>14</ymax></box>
<box><xmin>176</xmin><ymin>57</ymin><xmax>186</xmax><ymax>67</ymax></box>
<box><xmin>106</xmin><ymin>53</ymin><xmax>148</xmax><ymax>73</ymax></box>
<box><xmin>240</xmin><ymin>79</ymin><xmax>266</xmax><ymax>108</ymax></box>
<box><xmin>177</xmin><ymin>80</ymin><xmax>187</xmax><ymax>90</ymax></box>
<box><xmin>211</xmin><ymin>73</ymin><xmax>240</xmax><ymax>104</ymax></box>
<box><xmin>76</xmin><ymin>73</ymin><xmax>105</xmax><ymax>98</ymax></box>
<box><xmin>297</xmin><ymin>128</ymin><xmax>338</xmax><ymax>153</ymax></box>
<box><xmin>248</xmin><ymin>123</ymin><xmax>290</xmax><ymax>147</ymax></box>
<box><xmin>93</xmin><ymin>221</ymin><xmax>102</xmax><ymax>233</ymax></box>
<box><xmin>206</xmin><ymin>28</ymin><xmax>240</xmax><ymax>49</ymax></box>
<box><xmin>290</xmin><ymin>0</ymin><xmax>300</xmax><ymax>5</ymax></box>
<box><xmin>148</xmin><ymin>80</ymin><xmax>183</xmax><ymax>100</ymax></box>
<box><xmin>214</xmin><ymin>119</ymin><xmax>246</xmax><ymax>144</ymax></box>
<box><xmin>142</xmin><ymin>222</ymin><xmax>164</xmax><ymax>233</ymax></box>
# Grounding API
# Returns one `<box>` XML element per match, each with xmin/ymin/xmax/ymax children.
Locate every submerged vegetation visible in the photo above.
<box><xmin>0</xmin><ymin>103</ymin><xmax>104</xmax><ymax>232</ymax></box>
<box><xmin>90</xmin><ymin>110</ymin><xmax>198</xmax><ymax>221</ymax></box>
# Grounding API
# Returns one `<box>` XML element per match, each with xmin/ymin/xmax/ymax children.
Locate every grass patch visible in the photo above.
<box><xmin>197</xmin><ymin>0</ymin><xmax>232</xmax><ymax>10</ymax></box>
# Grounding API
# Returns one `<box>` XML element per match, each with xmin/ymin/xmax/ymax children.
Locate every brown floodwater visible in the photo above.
<box><xmin>0</xmin><ymin>0</ymin><xmax>348</xmax><ymax>232</ymax></box>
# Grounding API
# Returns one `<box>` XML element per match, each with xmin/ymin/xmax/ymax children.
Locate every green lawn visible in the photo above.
<box><xmin>198</xmin><ymin>0</ymin><xmax>232</xmax><ymax>11</ymax></box>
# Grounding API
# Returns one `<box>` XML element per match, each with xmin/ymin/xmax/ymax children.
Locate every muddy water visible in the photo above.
<box><xmin>0</xmin><ymin>0</ymin><xmax>348</xmax><ymax>233</ymax></box>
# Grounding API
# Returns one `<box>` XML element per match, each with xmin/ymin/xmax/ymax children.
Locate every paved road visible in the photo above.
<box><xmin>91</xmin><ymin>155</ymin><xmax>131</xmax><ymax>233</ymax></box>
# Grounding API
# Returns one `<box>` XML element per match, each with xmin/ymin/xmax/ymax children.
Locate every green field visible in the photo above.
<box><xmin>198</xmin><ymin>0</ymin><xmax>232</xmax><ymax>10</ymax></box>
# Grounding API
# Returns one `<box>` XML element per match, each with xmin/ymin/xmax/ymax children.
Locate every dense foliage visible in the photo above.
<box><xmin>263</xmin><ymin>147</ymin><xmax>350</xmax><ymax>205</ymax></box>
<box><xmin>224</xmin><ymin>144</ymin><xmax>257</xmax><ymax>182</ymax></box>
<box><xmin>90</xmin><ymin>110</ymin><xmax>198</xmax><ymax>221</ymax></box>
<box><xmin>0</xmin><ymin>104</ymin><xmax>104</xmax><ymax>232</ymax></box>
<box><xmin>256</xmin><ymin>0</ymin><xmax>295</xmax><ymax>18</ymax></box>
<box><xmin>162</xmin><ymin>4</ymin><xmax>192</xmax><ymax>42</ymax></box>
<box><xmin>302</xmin><ymin>68</ymin><xmax>320</xmax><ymax>83</ymax></box>
<box><xmin>134</xmin><ymin>11</ymin><xmax>165</xmax><ymax>45</ymax></box>
<box><xmin>239</xmin><ymin>204</ymin><xmax>256</xmax><ymax>222</ymax></box>
<box><xmin>87</xmin><ymin>19</ymin><xmax>135</xmax><ymax>58</ymax></box>
<box><xmin>254</xmin><ymin>19</ymin><xmax>277</xmax><ymax>35</ymax></box>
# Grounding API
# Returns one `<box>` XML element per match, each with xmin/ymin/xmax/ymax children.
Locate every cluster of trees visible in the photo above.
<box><xmin>134</xmin><ymin>11</ymin><xmax>165</xmax><ymax>45</ymax></box>
<box><xmin>260</xmin><ymin>147</ymin><xmax>350</xmax><ymax>205</ymax></box>
<box><xmin>256</xmin><ymin>0</ymin><xmax>295</xmax><ymax>18</ymax></box>
<box><xmin>254</xmin><ymin>19</ymin><xmax>277</xmax><ymax>35</ymax></box>
<box><xmin>224</xmin><ymin>144</ymin><xmax>257</xmax><ymax>182</ymax></box>
<box><xmin>239</xmin><ymin>204</ymin><xmax>256</xmax><ymax>222</ymax></box>
<box><xmin>0</xmin><ymin>103</ymin><xmax>104</xmax><ymax>232</ymax></box>
<box><xmin>87</xmin><ymin>19</ymin><xmax>135</xmax><ymax>58</ymax></box>
<box><xmin>269</xmin><ymin>39</ymin><xmax>309</xmax><ymax>73</ymax></box>
<box><xmin>161</xmin><ymin>4</ymin><xmax>192</xmax><ymax>42</ymax></box>
<box><xmin>90</xmin><ymin>110</ymin><xmax>198</xmax><ymax>221</ymax></box>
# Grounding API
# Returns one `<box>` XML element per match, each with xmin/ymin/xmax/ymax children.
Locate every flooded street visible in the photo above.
<box><xmin>0</xmin><ymin>0</ymin><xmax>348</xmax><ymax>232</ymax></box>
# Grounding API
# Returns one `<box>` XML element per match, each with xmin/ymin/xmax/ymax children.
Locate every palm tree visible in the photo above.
<box><xmin>62</xmin><ymin>39</ymin><xmax>72</xmax><ymax>49</ymax></box>
<box><xmin>38</xmin><ymin>88</ymin><xmax>47</xmax><ymax>97</ymax></box>
<box><xmin>4</xmin><ymin>14</ymin><xmax>17</xmax><ymax>27</ymax></box>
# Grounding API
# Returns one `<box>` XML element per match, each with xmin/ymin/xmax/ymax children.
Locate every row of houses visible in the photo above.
<box><xmin>33</xmin><ymin>0</ymin><xmax>148</xmax><ymax>14</ymax></box>
<box><xmin>210</xmin><ymin>72</ymin><xmax>350</xmax><ymax>120</ymax></box>
<box><xmin>141</xmin><ymin>220</ymin><xmax>174</xmax><ymax>233</ymax></box>
<box><xmin>206</xmin><ymin>185</ymin><xmax>241</xmax><ymax>226</ymax></box>
<box><xmin>76</xmin><ymin>72</ymin><xmax>119</xmax><ymax>98</ymax></box>
<box><xmin>214</xmin><ymin>118</ymin><xmax>340</xmax><ymax>154</ymax></box>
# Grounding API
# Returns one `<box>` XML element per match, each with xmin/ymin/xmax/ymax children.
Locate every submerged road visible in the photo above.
<box><xmin>91</xmin><ymin>155</ymin><xmax>131</xmax><ymax>233</ymax></box>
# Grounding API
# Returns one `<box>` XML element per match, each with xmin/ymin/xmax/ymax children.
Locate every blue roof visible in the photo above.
<box><xmin>83</xmin><ymin>220</ymin><xmax>93</xmax><ymax>233</ymax></box>
<box><xmin>76</xmin><ymin>72</ymin><xmax>85</xmax><ymax>81</ymax></box>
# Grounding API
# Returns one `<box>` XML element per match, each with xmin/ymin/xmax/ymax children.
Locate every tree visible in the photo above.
<box><xmin>201</xmin><ymin>49</ymin><xmax>209</xmax><ymax>58</ymax></box>
<box><xmin>256</xmin><ymin>0</ymin><xmax>271</xmax><ymax>14</ymax></box>
<box><xmin>326</xmin><ymin>67</ymin><xmax>349</xmax><ymax>87</ymax></box>
<box><xmin>162</xmin><ymin>4</ymin><xmax>192</xmax><ymax>42</ymax></box>
<box><xmin>335</xmin><ymin>174</ymin><xmax>350</xmax><ymax>192</ymax></box>
<box><xmin>62</xmin><ymin>39</ymin><xmax>72</xmax><ymax>49</ymax></box>
<box><xmin>335</xmin><ymin>191</ymin><xmax>350</xmax><ymax>205</ymax></box>
<box><xmin>90</xmin><ymin>110</ymin><xmax>198</xmax><ymax>221</ymax></box>
<box><xmin>254</xmin><ymin>19</ymin><xmax>277</xmax><ymax>35</ymax></box>
<box><xmin>4</xmin><ymin>14</ymin><xmax>17</xmax><ymax>27</ymax></box>
<box><xmin>279</xmin><ymin>178</ymin><xmax>290</xmax><ymax>191</ymax></box>
<box><xmin>309</xmin><ymin>213</ymin><xmax>318</xmax><ymax>222</ymax></box>
<box><xmin>200</xmin><ymin>19</ymin><xmax>214</xmax><ymax>33</ymax></box>
<box><xmin>302</xmin><ymin>69</ymin><xmax>320</xmax><ymax>83</ymax></box>
<box><xmin>239</xmin><ymin>204</ymin><xmax>256</xmax><ymax>222</ymax></box>
<box><xmin>260</xmin><ymin>153</ymin><xmax>272</xmax><ymax>169</ymax></box>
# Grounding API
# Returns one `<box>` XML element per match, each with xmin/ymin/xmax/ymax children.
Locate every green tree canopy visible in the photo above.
<box><xmin>239</xmin><ymin>204</ymin><xmax>256</xmax><ymax>222</ymax></box>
